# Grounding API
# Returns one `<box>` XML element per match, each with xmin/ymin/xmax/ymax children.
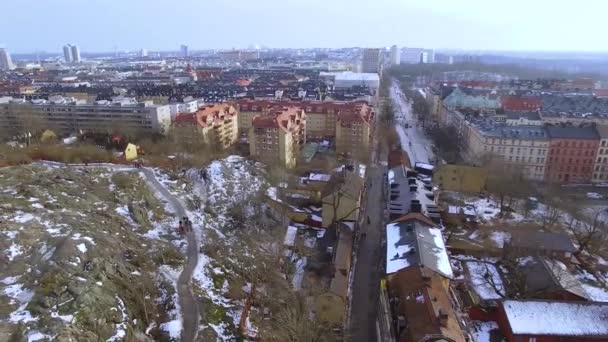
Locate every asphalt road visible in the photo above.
<box><xmin>141</xmin><ymin>168</ymin><xmax>200</xmax><ymax>342</ymax></box>
<box><xmin>349</xmin><ymin>136</ymin><xmax>387</xmax><ymax>341</ymax></box>
<box><xmin>391</xmin><ymin>80</ymin><xmax>434</xmax><ymax>165</ymax></box>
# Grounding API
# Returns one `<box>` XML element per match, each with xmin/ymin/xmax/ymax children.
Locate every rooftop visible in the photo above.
<box><xmin>385</xmin><ymin>217</ymin><xmax>453</xmax><ymax>279</ymax></box>
<box><xmin>502</xmin><ymin>299</ymin><xmax>608</xmax><ymax>336</ymax></box>
<box><xmin>509</xmin><ymin>231</ymin><xmax>576</xmax><ymax>253</ymax></box>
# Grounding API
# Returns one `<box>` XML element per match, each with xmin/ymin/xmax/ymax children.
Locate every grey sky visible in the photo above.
<box><xmin>1</xmin><ymin>0</ymin><xmax>606</xmax><ymax>53</ymax></box>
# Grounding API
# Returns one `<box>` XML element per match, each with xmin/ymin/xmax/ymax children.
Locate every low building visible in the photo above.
<box><xmin>0</xmin><ymin>95</ymin><xmax>171</xmax><ymax>137</ymax></box>
<box><xmin>249</xmin><ymin>106</ymin><xmax>306</xmax><ymax>168</ymax></box>
<box><xmin>385</xmin><ymin>213</ymin><xmax>453</xmax><ymax>282</ymax></box>
<box><xmin>433</xmin><ymin>164</ymin><xmax>488</xmax><ymax>193</ymax></box>
<box><xmin>496</xmin><ymin>300</ymin><xmax>608</xmax><ymax>342</ymax></box>
<box><xmin>387</xmin><ymin>266</ymin><xmax>466</xmax><ymax>342</ymax></box>
<box><xmin>321</xmin><ymin>171</ymin><xmax>364</xmax><ymax>228</ymax></box>
<box><xmin>506</xmin><ymin>231</ymin><xmax>576</xmax><ymax>261</ymax></box>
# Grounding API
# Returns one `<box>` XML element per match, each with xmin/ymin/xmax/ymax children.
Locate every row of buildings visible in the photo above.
<box><xmin>429</xmin><ymin>86</ymin><xmax>608</xmax><ymax>183</ymax></box>
<box><xmin>383</xmin><ymin>154</ymin><xmax>608</xmax><ymax>341</ymax></box>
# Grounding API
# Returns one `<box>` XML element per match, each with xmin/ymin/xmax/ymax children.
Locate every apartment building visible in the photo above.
<box><xmin>0</xmin><ymin>95</ymin><xmax>171</xmax><ymax>138</ymax></box>
<box><xmin>467</xmin><ymin>125</ymin><xmax>549</xmax><ymax>181</ymax></box>
<box><xmin>593</xmin><ymin>125</ymin><xmax>608</xmax><ymax>182</ymax></box>
<box><xmin>545</xmin><ymin>125</ymin><xmax>599</xmax><ymax>183</ymax></box>
<box><xmin>173</xmin><ymin>104</ymin><xmax>238</xmax><ymax>149</ymax></box>
<box><xmin>237</xmin><ymin>99</ymin><xmax>373</xmax><ymax>138</ymax></box>
<box><xmin>335</xmin><ymin>104</ymin><xmax>375</xmax><ymax>156</ymax></box>
<box><xmin>249</xmin><ymin>106</ymin><xmax>306</xmax><ymax>168</ymax></box>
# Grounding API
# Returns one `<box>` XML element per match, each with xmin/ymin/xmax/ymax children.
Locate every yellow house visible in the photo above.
<box><xmin>322</xmin><ymin>173</ymin><xmax>364</xmax><ymax>228</ymax></box>
<box><xmin>124</xmin><ymin>143</ymin><xmax>138</xmax><ymax>161</ymax></box>
<box><xmin>433</xmin><ymin>164</ymin><xmax>488</xmax><ymax>193</ymax></box>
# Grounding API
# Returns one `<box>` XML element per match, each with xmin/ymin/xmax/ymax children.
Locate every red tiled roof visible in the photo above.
<box><xmin>501</xmin><ymin>95</ymin><xmax>542</xmax><ymax>111</ymax></box>
<box><xmin>593</xmin><ymin>89</ymin><xmax>608</xmax><ymax>97</ymax></box>
<box><xmin>173</xmin><ymin>113</ymin><xmax>197</xmax><ymax>125</ymax></box>
<box><xmin>392</xmin><ymin>212</ymin><xmax>435</xmax><ymax>227</ymax></box>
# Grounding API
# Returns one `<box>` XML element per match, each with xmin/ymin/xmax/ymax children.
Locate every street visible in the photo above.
<box><xmin>390</xmin><ymin>80</ymin><xmax>434</xmax><ymax>165</ymax></box>
<box><xmin>349</xmin><ymin>129</ymin><xmax>387</xmax><ymax>341</ymax></box>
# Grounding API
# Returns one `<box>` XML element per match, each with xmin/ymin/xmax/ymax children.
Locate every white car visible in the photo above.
<box><xmin>586</xmin><ymin>192</ymin><xmax>603</xmax><ymax>200</ymax></box>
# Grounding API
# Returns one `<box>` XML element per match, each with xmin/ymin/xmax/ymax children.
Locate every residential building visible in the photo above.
<box><xmin>173</xmin><ymin>104</ymin><xmax>238</xmax><ymax>149</ymax></box>
<box><xmin>180</xmin><ymin>44</ymin><xmax>188</xmax><ymax>57</ymax></box>
<box><xmin>389</xmin><ymin>45</ymin><xmax>400</xmax><ymax>66</ymax></box>
<box><xmin>507</xmin><ymin>231</ymin><xmax>576</xmax><ymax>261</ymax></box>
<box><xmin>443</xmin><ymin>88</ymin><xmax>500</xmax><ymax>113</ymax></box>
<box><xmin>0</xmin><ymin>95</ymin><xmax>171</xmax><ymax>137</ymax></box>
<box><xmin>314</xmin><ymin>223</ymin><xmax>354</xmax><ymax>329</ymax></box>
<box><xmin>70</xmin><ymin>45</ymin><xmax>81</xmax><ymax>63</ymax></box>
<box><xmin>592</xmin><ymin>125</ymin><xmax>608</xmax><ymax>182</ymax></box>
<box><xmin>237</xmin><ymin>100</ymin><xmax>375</xmax><ymax>153</ymax></box>
<box><xmin>385</xmin><ymin>213</ymin><xmax>453</xmax><ymax>281</ymax></box>
<box><xmin>505</xmin><ymin>111</ymin><xmax>542</xmax><ymax>126</ymax></box>
<box><xmin>0</xmin><ymin>48</ymin><xmax>15</xmax><ymax>71</ymax></box>
<box><xmin>249</xmin><ymin>106</ymin><xmax>306</xmax><ymax>168</ymax></box>
<box><xmin>433</xmin><ymin>164</ymin><xmax>488</xmax><ymax>193</ymax></box>
<box><xmin>63</xmin><ymin>45</ymin><xmax>73</xmax><ymax>63</ymax></box>
<box><xmin>500</xmin><ymin>95</ymin><xmax>542</xmax><ymax>112</ymax></box>
<box><xmin>139</xmin><ymin>48</ymin><xmax>148</xmax><ymax>58</ymax></box>
<box><xmin>467</xmin><ymin>125</ymin><xmax>549</xmax><ymax>181</ymax></box>
<box><xmin>545</xmin><ymin>125</ymin><xmax>600</xmax><ymax>183</ymax></box>
<box><xmin>321</xmin><ymin>171</ymin><xmax>364</xmax><ymax>228</ymax></box>
<box><xmin>335</xmin><ymin>103</ymin><xmax>375</xmax><ymax>156</ymax></box>
<box><xmin>496</xmin><ymin>300</ymin><xmax>608</xmax><ymax>342</ymax></box>
<box><xmin>387</xmin><ymin>266</ymin><xmax>465</xmax><ymax>342</ymax></box>
<box><xmin>520</xmin><ymin>257</ymin><xmax>591</xmax><ymax>301</ymax></box>
<box><xmin>361</xmin><ymin>48</ymin><xmax>382</xmax><ymax>74</ymax></box>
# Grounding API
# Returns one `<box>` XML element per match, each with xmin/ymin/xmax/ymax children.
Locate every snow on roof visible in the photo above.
<box><xmin>415</xmin><ymin>162</ymin><xmax>434</xmax><ymax>171</ymax></box>
<box><xmin>284</xmin><ymin>225</ymin><xmax>298</xmax><ymax>246</ymax></box>
<box><xmin>465</xmin><ymin>261</ymin><xmax>504</xmax><ymax>300</ymax></box>
<box><xmin>385</xmin><ymin>222</ymin><xmax>453</xmax><ymax>278</ymax></box>
<box><xmin>427</xmin><ymin>227</ymin><xmax>454</xmax><ymax>279</ymax></box>
<box><xmin>309</xmin><ymin>173</ymin><xmax>331</xmax><ymax>182</ymax></box>
<box><xmin>502</xmin><ymin>300</ymin><xmax>608</xmax><ymax>336</ymax></box>
<box><xmin>386</xmin><ymin>222</ymin><xmax>413</xmax><ymax>274</ymax></box>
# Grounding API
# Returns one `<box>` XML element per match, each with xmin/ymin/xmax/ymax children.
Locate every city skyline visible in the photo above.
<box><xmin>2</xmin><ymin>0</ymin><xmax>608</xmax><ymax>53</ymax></box>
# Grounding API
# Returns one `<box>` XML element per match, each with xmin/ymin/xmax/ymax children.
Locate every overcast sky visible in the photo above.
<box><xmin>1</xmin><ymin>0</ymin><xmax>606</xmax><ymax>53</ymax></box>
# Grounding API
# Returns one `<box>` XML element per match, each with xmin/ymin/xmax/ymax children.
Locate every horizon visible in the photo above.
<box><xmin>2</xmin><ymin>0</ymin><xmax>608</xmax><ymax>54</ymax></box>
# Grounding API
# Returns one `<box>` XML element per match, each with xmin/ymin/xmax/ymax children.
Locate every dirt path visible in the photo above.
<box><xmin>141</xmin><ymin>168</ymin><xmax>200</xmax><ymax>342</ymax></box>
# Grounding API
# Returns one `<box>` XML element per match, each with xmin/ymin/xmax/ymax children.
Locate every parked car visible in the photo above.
<box><xmin>586</xmin><ymin>192</ymin><xmax>603</xmax><ymax>200</ymax></box>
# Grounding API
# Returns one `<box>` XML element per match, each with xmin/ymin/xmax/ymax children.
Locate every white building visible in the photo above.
<box><xmin>320</xmin><ymin>71</ymin><xmax>380</xmax><ymax>91</ymax></box>
<box><xmin>139</xmin><ymin>48</ymin><xmax>148</xmax><ymax>58</ymax></box>
<box><xmin>180</xmin><ymin>44</ymin><xmax>188</xmax><ymax>57</ymax></box>
<box><xmin>0</xmin><ymin>48</ymin><xmax>15</xmax><ymax>71</ymax></box>
<box><xmin>168</xmin><ymin>97</ymin><xmax>204</xmax><ymax>120</ymax></box>
<box><xmin>0</xmin><ymin>95</ymin><xmax>171</xmax><ymax>136</ymax></box>
<box><xmin>420</xmin><ymin>51</ymin><xmax>429</xmax><ymax>63</ymax></box>
<box><xmin>361</xmin><ymin>48</ymin><xmax>382</xmax><ymax>74</ymax></box>
<box><xmin>63</xmin><ymin>45</ymin><xmax>73</xmax><ymax>63</ymax></box>
<box><xmin>70</xmin><ymin>45</ymin><xmax>81</xmax><ymax>63</ymax></box>
<box><xmin>389</xmin><ymin>45</ymin><xmax>400</xmax><ymax>66</ymax></box>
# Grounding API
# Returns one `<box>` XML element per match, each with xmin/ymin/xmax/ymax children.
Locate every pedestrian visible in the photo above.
<box><xmin>188</xmin><ymin>220</ymin><xmax>193</xmax><ymax>233</ymax></box>
<box><xmin>178</xmin><ymin>220</ymin><xmax>184</xmax><ymax>235</ymax></box>
<box><xmin>367</xmin><ymin>216</ymin><xmax>371</xmax><ymax>224</ymax></box>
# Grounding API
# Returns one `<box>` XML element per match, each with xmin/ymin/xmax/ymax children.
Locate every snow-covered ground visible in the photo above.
<box><xmin>471</xmin><ymin>321</ymin><xmax>499</xmax><ymax>342</ymax></box>
<box><xmin>464</xmin><ymin>260</ymin><xmax>504</xmax><ymax>300</ymax></box>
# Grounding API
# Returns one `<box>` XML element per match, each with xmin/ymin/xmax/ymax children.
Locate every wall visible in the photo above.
<box><xmin>545</xmin><ymin>138</ymin><xmax>599</xmax><ymax>183</ymax></box>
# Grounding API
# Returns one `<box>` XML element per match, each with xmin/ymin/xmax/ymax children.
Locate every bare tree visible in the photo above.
<box><xmin>565</xmin><ymin>207</ymin><xmax>608</xmax><ymax>257</ymax></box>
